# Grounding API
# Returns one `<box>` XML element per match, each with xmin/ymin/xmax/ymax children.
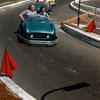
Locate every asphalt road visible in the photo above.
<box><xmin>83</xmin><ymin>0</ymin><xmax>100</xmax><ymax>7</ymax></box>
<box><xmin>0</xmin><ymin>0</ymin><xmax>100</xmax><ymax>100</ymax></box>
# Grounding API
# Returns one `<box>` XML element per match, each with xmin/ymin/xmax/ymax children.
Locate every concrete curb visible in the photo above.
<box><xmin>0</xmin><ymin>77</ymin><xmax>37</xmax><ymax>100</ymax></box>
<box><xmin>63</xmin><ymin>24</ymin><xmax>100</xmax><ymax>48</ymax></box>
<box><xmin>0</xmin><ymin>0</ymin><xmax>33</xmax><ymax>10</ymax></box>
<box><xmin>75</xmin><ymin>0</ymin><xmax>100</xmax><ymax>12</ymax></box>
<box><xmin>62</xmin><ymin>0</ymin><xmax>100</xmax><ymax>48</ymax></box>
<box><xmin>70</xmin><ymin>1</ymin><xmax>87</xmax><ymax>14</ymax></box>
<box><xmin>70</xmin><ymin>0</ymin><xmax>100</xmax><ymax>17</ymax></box>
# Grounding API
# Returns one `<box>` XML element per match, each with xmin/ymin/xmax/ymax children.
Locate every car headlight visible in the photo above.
<box><xmin>30</xmin><ymin>34</ymin><xmax>34</xmax><ymax>38</ymax></box>
<box><xmin>47</xmin><ymin>35</ymin><xmax>50</xmax><ymax>39</ymax></box>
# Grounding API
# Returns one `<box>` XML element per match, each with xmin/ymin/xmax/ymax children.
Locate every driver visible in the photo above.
<box><xmin>19</xmin><ymin>4</ymin><xmax>37</xmax><ymax>21</ymax></box>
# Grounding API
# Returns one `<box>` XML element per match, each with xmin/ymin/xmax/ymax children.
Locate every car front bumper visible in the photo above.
<box><xmin>18</xmin><ymin>34</ymin><xmax>58</xmax><ymax>46</ymax></box>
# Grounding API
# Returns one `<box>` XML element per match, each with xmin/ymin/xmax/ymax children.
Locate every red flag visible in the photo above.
<box><xmin>86</xmin><ymin>18</ymin><xmax>96</xmax><ymax>32</ymax></box>
<box><xmin>0</xmin><ymin>47</ymin><xmax>18</xmax><ymax>79</ymax></box>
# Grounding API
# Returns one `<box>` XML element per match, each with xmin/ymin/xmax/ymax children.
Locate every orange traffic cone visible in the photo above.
<box><xmin>0</xmin><ymin>47</ymin><xmax>18</xmax><ymax>79</ymax></box>
<box><xmin>86</xmin><ymin>18</ymin><xmax>96</xmax><ymax>32</ymax></box>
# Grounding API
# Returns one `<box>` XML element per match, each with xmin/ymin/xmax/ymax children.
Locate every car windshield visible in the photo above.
<box><xmin>24</xmin><ymin>17</ymin><xmax>48</xmax><ymax>21</ymax></box>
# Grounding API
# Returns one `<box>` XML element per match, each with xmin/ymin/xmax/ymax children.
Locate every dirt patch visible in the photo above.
<box><xmin>0</xmin><ymin>82</ymin><xmax>21</xmax><ymax>100</ymax></box>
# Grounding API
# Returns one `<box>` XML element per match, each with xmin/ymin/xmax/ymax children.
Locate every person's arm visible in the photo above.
<box><xmin>19</xmin><ymin>13</ymin><xmax>24</xmax><ymax>21</ymax></box>
<box><xmin>19</xmin><ymin>10</ymin><xmax>27</xmax><ymax>21</ymax></box>
<box><xmin>37</xmin><ymin>13</ymin><xmax>41</xmax><ymax>17</ymax></box>
<box><xmin>46</xmin><ymin>13</ymin><xmax>49</xmax><ymax>18</ymax></box>
<box><xmin>35</xmin><ymin>11</ymin><xmax>38</xmax><ymax>17</ymax></box>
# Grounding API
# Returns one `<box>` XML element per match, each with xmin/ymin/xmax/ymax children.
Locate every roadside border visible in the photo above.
<box><xmin>0</xmin><ymin>0</ymin><xmax>33</xmax><ymax>10</ymax></box>
<box><xmin>62</xmin><ymin>0</ymin><xmax>100</xmax><ymax>48</ymax></box>
<box><xmin>70</xmin><ymin>0</ymin><xmax>100</xmax><ymax>17</ymax></box>
<box><xmin>0</xmin><ymin>77</ymin><xmax>37</xmax><ymax>100</ymax></box>
<box><xmin>63</xmin><ymin>24</ymin><xmax>100</xmax><ymax>48</ymax></box>
<box><xmin>70</xmin><ymin>1</ymin><xmax>87</xmax><ymax>14</ymax></box>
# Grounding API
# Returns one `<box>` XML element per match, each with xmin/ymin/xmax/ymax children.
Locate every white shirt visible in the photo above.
<box><xmin>22</xmin><ymin>9</ymin><xmax>37</xmax><ymax>17</ymax></box>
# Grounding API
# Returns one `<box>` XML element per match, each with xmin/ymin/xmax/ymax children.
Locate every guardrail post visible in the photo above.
<box><xmin>77</xmin><ymin>0</ymin><xmax>81</xmax><ymax>27</ymax></box>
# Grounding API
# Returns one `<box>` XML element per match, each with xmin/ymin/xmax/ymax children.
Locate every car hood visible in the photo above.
<box><xmin>23</xmin><ymin>17</ymin><xmax>55</xmax><ymax>35</ymax></box>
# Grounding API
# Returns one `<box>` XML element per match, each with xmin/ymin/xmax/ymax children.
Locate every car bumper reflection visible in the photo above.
<box><xmin>18</xmin><ymin>34</ymin><xmax>58</xmax><ymax>46</ymax></box>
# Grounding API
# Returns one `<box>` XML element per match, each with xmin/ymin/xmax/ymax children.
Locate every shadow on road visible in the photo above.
<box><xmin>41</xmin><ymin>82</ymin><xmax>90</xmax><ymax>100</ymax></box>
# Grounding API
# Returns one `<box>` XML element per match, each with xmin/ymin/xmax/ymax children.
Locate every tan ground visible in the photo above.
<box><xmin>0</xmin><ymin>82</ymin><xmax>20</xmax><ymax>100</ymax></box>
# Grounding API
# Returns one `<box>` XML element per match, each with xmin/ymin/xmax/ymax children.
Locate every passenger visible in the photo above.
<box><xmin>19</xmin><ymin>4</ymin><xmax>37</xmax><ymax>21</ymax></box>
<box><xmin>39</xmin><ymin>6</ymin><xmax>49</xmax><ymax>18</ymax></box>
<box><xmin>34</xmin><ymin>0</ymin><xmax>41</xmax><ymax>4</ymax></box>
<box><xmin>43</xmin><ymin>0</ymin><xmax>49</xmax><ymax>5</ymax></box>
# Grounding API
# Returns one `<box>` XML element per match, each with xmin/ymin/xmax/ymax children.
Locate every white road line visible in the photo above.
<box><xmin>0</xmin><ymin>0</ymin><xmax>33</xmax><ymax>10</ymax></box>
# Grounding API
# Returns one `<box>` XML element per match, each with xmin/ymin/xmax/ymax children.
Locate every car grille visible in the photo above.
<box><xmin>27</xmin><ymin>33</ymin><xmax>54</xmax><ymax>40</ymax></box>
<box><xmin>34</xmin><ymin>33</ymin><xmax>47</xmax><ymax>38</ymax></box>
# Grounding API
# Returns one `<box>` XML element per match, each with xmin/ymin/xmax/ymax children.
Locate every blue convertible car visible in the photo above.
<box><xmin>34</xmin><ymin>0</ymin><xmax>56</xmax><ymax>13</ymax></box>
<box><xmin>35</xmin><ymin>3</ymin><xmax>51</xmax><ymax>13</ymax></box>
<box><xmin>18</xmin><ymin>17</ymin><xmax>58</xmax><ymax>46</ymax></box>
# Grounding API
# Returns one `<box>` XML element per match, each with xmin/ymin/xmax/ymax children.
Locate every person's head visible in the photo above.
<box><xmin>37</xmin><ymin>0</ymin><xmax>40</xmax><ymax>3</ymax></box>
<box><xmin>28</xmin><ymin>4</ymin><xmax>35</xmax><ymax>11</ymax></box>
<box><xmin>44</xmin><ymin>0</ymin><xmax>46</xmax><ymax>2</ymax></box>
<box><xmin>40</xmin><ymin>6</ymin><xmax>46</xmax><ymax>13</ymax></box>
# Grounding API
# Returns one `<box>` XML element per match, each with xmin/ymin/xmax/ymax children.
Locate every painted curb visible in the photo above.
<box><xmin>63</xmin><ymin>24</ymin><xmax>100</xmax><ymax>48</ymax></box>
<box><xmin>70</xmin><ymin>0</ymin><xmax>100</xmax><ymax>17</ymax></box>
<box><xmin>75</xmin><ymin>0</ymin><xmax>100</xmax><ymax>12</ymax></box>
<box><xmin>0</xmin><ymin>0</ymin><xmax>33</xmax><ymax>10</ymax></box>
<box><xmin>67</xmin><ymin>0</ymin><xmax>100</xmax><ymax>48</ymax></box>
<box><xmin>0</xmin><ymin>77</ymin><xmax>37</xmax><ymax>100</ymax></box>
<box><xmin>75</xmin><ymin>0</ymin><xmax>100</xmax><ymax>14</ymax></box>
<box><xmin>70</xmin><ymin>1</ymin><xmax>86</xmax><ymax>14</ymax></box>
